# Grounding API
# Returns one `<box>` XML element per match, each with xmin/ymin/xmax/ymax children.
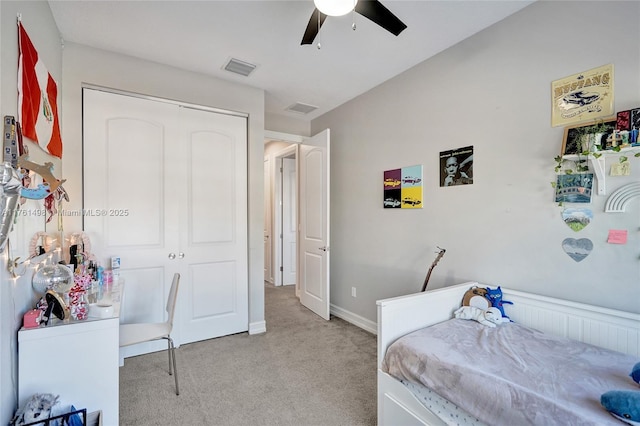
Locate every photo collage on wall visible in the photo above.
<box><xmin>439</xmin><ymin>146</ymin><xmax>474</xmax><ymax>187</ymax></box>
<box><xmin>383</xmin><ymin>165</ymin><xmax>423</xmax><ymax>209</ymax></box>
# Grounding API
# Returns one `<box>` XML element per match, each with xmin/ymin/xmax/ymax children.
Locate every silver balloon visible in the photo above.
<box><xmin>0</xmin><ymin>162</ymin><xmax>22</xmax><ymax>252</ymax></box>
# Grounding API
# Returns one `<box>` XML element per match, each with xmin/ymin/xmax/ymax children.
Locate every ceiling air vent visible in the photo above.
<box><xmin>223</xmin><ymin>58</ymin><xmax>256</xmax><ymax>77</ymax></box>
<box><xmin>286</xmin><ymin>102</ymin><xmax>318</xmax><ymax>115</ymax></box>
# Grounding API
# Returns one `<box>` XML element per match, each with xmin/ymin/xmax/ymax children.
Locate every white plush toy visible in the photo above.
<box><xmin>454</xmin><ymin>306</ymin><xmax>503</xmax><ymax>328</ymax></box>
<box><xmin>11</xmin><ymin>393</ymin><xmax>59</xmax><ymax>426</ymax></box>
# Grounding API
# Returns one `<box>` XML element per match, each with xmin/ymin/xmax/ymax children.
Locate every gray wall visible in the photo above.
<box><xmin>0</xmin><ymin>2</ymin><xmax>62</xmax><ymax>422</ymax></box>
<box><xmin>313</xmin><ymin>1</ymin><xmax>640</xmax><ymax>323</ymax></box>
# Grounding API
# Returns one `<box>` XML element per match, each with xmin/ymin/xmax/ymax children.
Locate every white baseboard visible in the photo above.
<box><xmin>330</xmin><ymin>304</ymin><xmax>377</xmax><ymax>335</ymax></box>
<box><xmin>249</xmin><ymin>320</ymin><xmax>267</xmax><ymax>335</ymax></box>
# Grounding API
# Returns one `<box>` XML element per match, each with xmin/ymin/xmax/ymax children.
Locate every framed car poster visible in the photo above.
<box><xmin>383</xmin><ymin>165</ymin><xmax>423</xmax><ymax>209</ymax></box>
<box><xmin>551</xmin><ymin>64</ymin><xmax>614</xmax><ymax>127</ymax></box>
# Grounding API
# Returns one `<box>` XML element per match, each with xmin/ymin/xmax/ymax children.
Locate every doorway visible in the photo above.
<box><xmin>265</xmin><ymin>143</ymin><xmax>298</xmax><ymax>289</ymax></box>
<box><xmin>264</xmin><ymin>129</ymin><xmax>330</xmax><ymax>320</ymax></box>
<box><xmin>280</xmin><ymin>154</ymin><xmax>297</xmax><ymax>286</ymax></box>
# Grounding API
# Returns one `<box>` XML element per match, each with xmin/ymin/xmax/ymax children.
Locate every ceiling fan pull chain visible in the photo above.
<box><xmin>317</xmin><ymin>10</ymin><xmax>322</xmax><ymax>49</ymax></box>
<box><xmin>352</xmin><ymin>3</ymin><xmax>357</xmax><ymax>31</ymax></box>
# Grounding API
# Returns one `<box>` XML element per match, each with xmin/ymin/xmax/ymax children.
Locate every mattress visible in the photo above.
<box><xmin>382</xmin><ymin>318</ymin><xmax>640</xmax><ymax>426</ymax></box>
<box><xmin>399</xmin><ymin>378</ymin><xmax>486</xmax><ymax>426</ymax></box>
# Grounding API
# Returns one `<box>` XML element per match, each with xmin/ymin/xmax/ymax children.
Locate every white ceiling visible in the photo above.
<box><xmin>47</xmin><ymin>0</ymin><xmax>535</xmax><ymax>122</ymax></box>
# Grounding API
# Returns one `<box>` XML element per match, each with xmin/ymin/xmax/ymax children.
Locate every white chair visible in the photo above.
<box><xmin>119</xmin><ymin>273</ymin><xmax>181</xmax><ymax>395</ymax></box>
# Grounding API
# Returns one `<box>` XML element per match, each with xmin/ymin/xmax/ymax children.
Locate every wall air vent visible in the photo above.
<box><xmin>223</xmin><ymin>58</ymin><xmax>257</xmax><ymax>77</ymax></box>
<box><xmin>286</xmin><ymin>102</ymin><xmax>318</xmax><ymax>115</ymax></box>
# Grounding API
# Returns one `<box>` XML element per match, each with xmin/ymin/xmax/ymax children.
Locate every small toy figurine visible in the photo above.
<box><xmin>485</xmin><ymin>286</ymin><xmax>513</xmax><ymax>321</ymax></box>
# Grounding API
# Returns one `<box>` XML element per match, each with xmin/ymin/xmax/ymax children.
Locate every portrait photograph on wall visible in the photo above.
<box><xmin>439</xmin><ymin>146</ymin><xmax>473</xmax><ymax>187</ymax></box>
<box><xmin>383</xmin><ymin>165</ymin><xmax>423</xmax><ymax>209</ymax></box>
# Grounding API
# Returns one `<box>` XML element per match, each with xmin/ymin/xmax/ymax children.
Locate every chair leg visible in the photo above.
<box><xmin>168</xmin><ymin>336</ymin><xmax>179</xmax><ymax>396</ymax></box>
<box><xmin>163</xmin><ymin>336</ymin><xmax>180</xmax><ymax>395</ymax></box>
<box><xmin>166</xmin><ymin>337</ymin><xmax>173</xmax><ymax>376</ymax></box>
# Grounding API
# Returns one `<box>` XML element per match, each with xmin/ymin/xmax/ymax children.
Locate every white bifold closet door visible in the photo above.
<box><xmin>83</xmin><ymin>88</ymin><xmax>248</xmax><ymax>357</ymax></box>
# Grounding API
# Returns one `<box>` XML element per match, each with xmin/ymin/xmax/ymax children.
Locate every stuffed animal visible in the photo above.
<box><xmin>601</xmin><ymin>362</ymin><xmax>640</xmax><ymax>425</ymax></box>
<box><xmin>454</xmin><ymin>306</ymin><xmax>503</xmax><ymax>328</ymax></box>
<box><xmin>461</xmin><ymin>286</ymin><xmax>490</xmax><ymax>310</ymax></box>
<box><xmin>485</xmin><ymin>286</ymin><xmax>513</xmax><ymax>320</ymax></box>
<box><xmin>484</xmin><ymin>307</ymin><xmax>503</xmax><ymax>325</ymax></box>
<box><xmin>11</xmin><ymin>393</ymin><xmax>59</xmax><ymax>426</ymax></box>
<box><xmin>631</xmin><ymin>361</ymin><xmax>640</xmax><ymax>385</ymax></box>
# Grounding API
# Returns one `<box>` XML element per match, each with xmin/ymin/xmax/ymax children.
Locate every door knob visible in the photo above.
<box><xmin>168</xmin><ymin>253</ymin><xmax>176</xmax><ymax>259</ymax></box>
<box><xmin>319</xmin><ymin>246</ymin><xmax>329</xmax><ymax>252</ymax></box>
<box><xmin>178</xmin><ymin>252</ymin><xmax>185</xmax><ymax>259</ymax></box>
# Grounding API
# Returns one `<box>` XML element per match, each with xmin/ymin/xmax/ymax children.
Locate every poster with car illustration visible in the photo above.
<box><xmin>384</xmin><ymin>165</ymin><xmax>423</xmax><ymax>209</ymax></box>
<box><xmin>551</xmin><ymin>64</ymin><xmax>614</xmax><ymax>127</ymax></box>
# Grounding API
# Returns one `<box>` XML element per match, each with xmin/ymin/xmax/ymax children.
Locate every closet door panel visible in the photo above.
<box><xmin>179</xmin><ymin>107</ymin><xmax>248</xmax><ymax>343</ymax></box>
<box><xmin>189</xmin><ymin>131</ymin><xmax>234</xmax><ymax>243</ymax></box>
<box><xmin>119</xmin><ymin>267</ymin><xmax>166</xmax><ymax>324</ymax></box>
<box><xmin>104</xmin><ymin>117</ymin><xmax>164</xmax><ymax>247</ymax></box>
<box><xmin>83</xmin><ymin>89</ymin><xmax>179</xmax><ymax>260</ymax></box>
<box><xmin>190</xmin><ymin>261</ymin><xmax>236</xmax><ymax>318</ymax></box>
<box><xmin>84</xmin><ymin>89</ymin><xmax>180</xmax><ymax>359</ymax></box>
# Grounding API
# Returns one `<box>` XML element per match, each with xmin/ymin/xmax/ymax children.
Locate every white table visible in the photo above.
<box><xmin>18</xmin><ymin>281</ymin><xmax>123</xmax><ymax>426</ymax></box>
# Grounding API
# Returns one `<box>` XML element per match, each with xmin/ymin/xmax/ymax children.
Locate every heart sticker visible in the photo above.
<box><xmin>562</xmin><ymin>238</ymin><xmax>593</xmax><ymax>262</ymax></box>
<box><xmin>561</xmin><ymin>208</ymin><xmax>592</xmax><ymax>232</ymax></box>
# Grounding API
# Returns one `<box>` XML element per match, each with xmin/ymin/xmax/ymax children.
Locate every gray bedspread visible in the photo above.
<box><xmin>382</xmin><ymin>318</ymin><xmax>640</xmax><ymax>425</ymax></box>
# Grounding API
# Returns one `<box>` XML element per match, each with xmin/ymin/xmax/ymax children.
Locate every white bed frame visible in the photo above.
<box><xmin>376</xmin><ymin>282</ymin><xmax>640</xmax><ymax>426</ymax></box>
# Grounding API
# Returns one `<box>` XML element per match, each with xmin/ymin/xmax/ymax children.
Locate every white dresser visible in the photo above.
<box><xmin>18</xmin><ymin>284</ymin><xmax>122</xmax><ymax>425</ymax></box>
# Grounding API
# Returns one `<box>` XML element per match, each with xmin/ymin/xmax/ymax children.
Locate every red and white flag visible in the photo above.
<box><xmin>17</xmin><ymin>22</ymin><xmax>63</xmax><ymax>158</ymax></box>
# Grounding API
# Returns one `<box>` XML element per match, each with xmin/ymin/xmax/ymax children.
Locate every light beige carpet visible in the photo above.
<box><xmin>119</xmin><ymin>283</ymin><xmax>377</xmax><ymax>425</ymax></box>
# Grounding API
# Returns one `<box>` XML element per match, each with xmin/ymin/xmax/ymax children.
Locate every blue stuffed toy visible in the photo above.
<box><xmin>485</xmin><ymin>286</ymin><xmax>513</xmax><ymax>321</ymax></box>
<box><xmin>600</xmin><ymin>362</ymin><xmax>640</xmax><ymax>425</ymax></box>
<box><xmin>632</xmin><ymin>362</ymin><xmax>640</xmax><ymax>384</ymax></box>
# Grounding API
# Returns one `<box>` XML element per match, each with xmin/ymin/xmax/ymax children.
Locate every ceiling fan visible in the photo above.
<box><xmin>301</xmin><ymin>0</ymin><xmax>407</xmax><ymax>45</ymax></box>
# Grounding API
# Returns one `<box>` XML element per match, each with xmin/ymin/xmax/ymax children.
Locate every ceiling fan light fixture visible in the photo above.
<box><xmin>313</xmin><ymin>0</ymin><xmax>358</xmax><ymax>16</ymax></box>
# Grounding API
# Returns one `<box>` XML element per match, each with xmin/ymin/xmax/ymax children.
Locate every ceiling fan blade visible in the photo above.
<box><xmin>355</xmin><ymin>0</ymin><xmax>407</xmax><ymax>36</ymax></box>
<box><xmin>301</xmin><ymin>8</ymin><xmax>328</xmax><ymax>45</ymax></box>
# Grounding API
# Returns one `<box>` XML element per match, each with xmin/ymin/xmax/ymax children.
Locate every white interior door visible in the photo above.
<box><xmin>282</xmin><ymin>157</ymin><xmax>296</xmax><ymax>286</ymax></box>
<box><xmin>298</xmin><ymin>129</ymin><xmax>330</xmax><ymax>320</ymax></box>
<box><xmin>177</xmin><ymin>105</ymin><xmax>248</xmax><ymax>343</ymax></box>
<box><xmin>83</xmin><ymin>88</ymin><xmax>248</xmax><ymax>356</ymax></box>
<box><xmin>83</xmin><ymin>89</ymin><xmax>180</xmax><ymax>357</ymax></box>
